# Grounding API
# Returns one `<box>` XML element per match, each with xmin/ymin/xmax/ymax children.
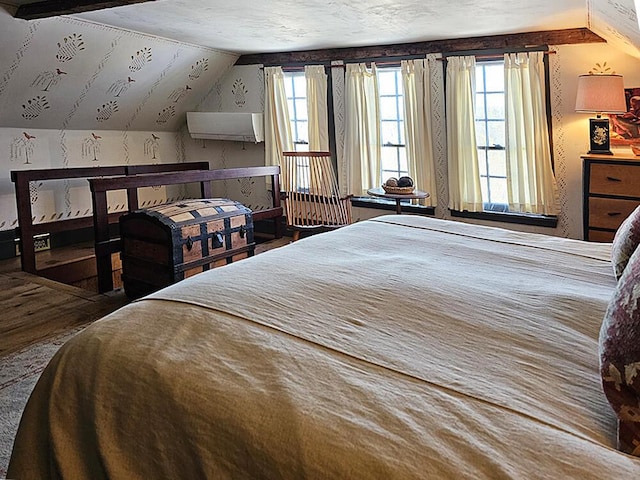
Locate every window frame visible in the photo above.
<box><xmin>283</xmin><ymin>70</ymin><xmax>309</xmax><ymax>150</ymax></box>
<box><xmin>377</xmin><ymin>66</ymin><xmax>409</xmax><ymax>182</ymax></box>
<box><xmin>443</xmin><ymin>47</ymin><xmax>557</xmax><ymax>226</ymax></box>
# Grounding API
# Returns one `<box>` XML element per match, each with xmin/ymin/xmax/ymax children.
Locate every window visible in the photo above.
<box><xmin>378</xmin><ymin>67</ymin><xmax>408</xmax><ymax>181</ymax></box>
<box><xmin>475</xmin><ymin>60</ymin><xmax>508</xmax><ymax>212</ymax></box>
<box><xmin>285</xmin><ymin>67</ymin><xmax>408</xmax><ymax>182</ymax></box>
<box><xmin>283</xmin><ymin>71</ymin><xmax>308</xmax><ymax>150</ymax></box>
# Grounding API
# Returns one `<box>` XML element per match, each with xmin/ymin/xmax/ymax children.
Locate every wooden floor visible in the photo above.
<box><xmin>0</xmin><ymin>236</ymin><xmax>290</xmax><ymax>358</ymax></box>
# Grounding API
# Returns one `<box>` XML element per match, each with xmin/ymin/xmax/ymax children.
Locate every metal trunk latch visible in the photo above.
<box><xmin>212</xmin><ymin>232</ymin><xmax>224</xmax><ymax>248</ymax></box>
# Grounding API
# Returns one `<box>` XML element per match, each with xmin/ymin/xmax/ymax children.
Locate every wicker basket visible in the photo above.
<box><xmin>382</xmin><ymin>184</ymin><xmax>415</xmax><ymax>195</ymax></box>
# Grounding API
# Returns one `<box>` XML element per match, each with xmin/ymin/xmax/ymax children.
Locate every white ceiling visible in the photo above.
<box><xmin>4</xmin><ymin>0</ymin><xmax>640</xmax><ymax>57</ymax></box>
<box><xmin>72</xmin><ymin>0</ymin><xmax>589</xmax><ymax>53</ymax></box>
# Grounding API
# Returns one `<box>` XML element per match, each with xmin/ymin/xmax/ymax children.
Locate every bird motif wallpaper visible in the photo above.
<box><xmin>0</xmin><ymin>8</ymin><xmax>239</xmax><ymax>234</ymax></box>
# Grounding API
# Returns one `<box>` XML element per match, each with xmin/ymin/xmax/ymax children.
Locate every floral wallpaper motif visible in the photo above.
<box><xmin>232</xmin><ymin>78</ymin><xmax>248</xmax><ymax>107</ymax></box>
<box><xmin>189</xmin><ymin>59</ymin><xmax>208</xmax><ymax>80</ymax></box>
<box><xmin>129</xmin><ymin>47</ymin><xmax>152</xmax><ymax>72</ymax></box>
<box><xmin>0</xmin><ymin>11</ymin><xmax>238</xmax><ymax>233</ymax></box>
<box><xmin>96</xmin><ymin>101</ymin><xmax>118</xmax><ymax>122</ymax></box>
<box><xmin>56</xmin><ymin>33</ymin><xmax>85</xmax><ymax>62</ymax></box>
<box><xmin>21</xmin><ymin>95</ymin><xmax>50</xmax><ymax>119</ymax></box>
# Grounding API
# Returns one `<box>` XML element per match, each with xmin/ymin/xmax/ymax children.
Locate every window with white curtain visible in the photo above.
<box><xmin>449</xmin><ymin>52</ymin><xmax>556</xmax><ymax>218</ymax></box>
<box><xmin>475</xmin><ymin>60</ymin><xmax>508</xmax><ymax>212</ymax></box>
<box><xmin>288</xmin><ymin>66</ymin><xmax>409</xmax><ymax>184</ymax></box>
<box><xmin>283</xmin><ymin>71</ymin><xmax>309</xmax><ymax>150</ymax></box>
<box><xmin>378</xmin><ymin>67</ymin><xmax>409</xmax><ymax>181</ymax></box>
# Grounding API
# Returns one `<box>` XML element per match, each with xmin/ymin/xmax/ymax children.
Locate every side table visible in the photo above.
<box><xmin>367</xmin><ymin>187</ymin><xmax>430</xmax><ymax>214</ymax></box>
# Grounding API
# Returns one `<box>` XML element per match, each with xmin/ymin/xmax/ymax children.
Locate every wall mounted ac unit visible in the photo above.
<box><xmin>186</xmin><ymin>112</ymin><xmax>264</xmax><ymax>143</ymax></box>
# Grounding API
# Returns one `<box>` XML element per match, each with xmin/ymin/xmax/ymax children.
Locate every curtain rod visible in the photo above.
<box><xmin>274</xmin><ymin>50</ymin><xmax>556</xmax><ymax>70</ymax></box>
<box><xmin>438</xmin><ymin>50</ymin><xmax>556</xmax><ymax>61</ymax></box>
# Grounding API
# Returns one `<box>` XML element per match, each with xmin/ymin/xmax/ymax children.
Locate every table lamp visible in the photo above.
<box><xmin>575</xmin><ymin>73</ymin><xmax>627</xmax><ymax>155</ymax></box>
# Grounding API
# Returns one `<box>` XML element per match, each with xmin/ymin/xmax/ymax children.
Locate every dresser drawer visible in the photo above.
<box><xmin>587</xmin><ymin>229</ymin><xmax>616</xmax><ymax>243</ymax></box>
<box><xmin>588</xmin><ymin>197</ymin><xmax>640</xmax><ymax>230</ymax></box>
<box><xmin>589</xmin><ymin>163</ymin><xmax>640</xmax><ymax>197</ymax></box>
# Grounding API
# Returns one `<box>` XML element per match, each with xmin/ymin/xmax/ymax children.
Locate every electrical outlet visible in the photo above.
<box><xmin>34</xmin><ymin>234</ymin><xmax>51</xmax><ymax>252</ymax></box>
<box><xmin>14</xmin><ymin>233</ymin><xmax>51</xmax><ymax>256</ymax></box>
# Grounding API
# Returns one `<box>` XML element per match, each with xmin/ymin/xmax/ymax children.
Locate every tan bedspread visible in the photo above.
<box><xmin>8</xmin><ymin>215</ymin><xmax>640</xmax><ymax>479</ymax></box>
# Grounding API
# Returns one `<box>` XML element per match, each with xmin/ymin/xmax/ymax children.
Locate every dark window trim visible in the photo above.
<box><xmin>449</xmin><ymin>209</ymin><xmax>558</xmax><ymax>228</ymax></box>
<box><xmin>442</xmin><ymin>46</ymin><xmax>556</xmax><ymax>226</ymax></box>
<box><xmin>352</xmin><ymin>196</ymin><xmax>435</xmax><ymax>216</ymax></box>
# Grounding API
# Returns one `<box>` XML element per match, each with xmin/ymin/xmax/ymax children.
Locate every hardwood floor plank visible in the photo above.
<box><xmin>0</xmin><ymin>271</ymin><xmax>128</xmax><ymax>357</ymax></box>
<box><xmin>0</xmin><ymin>236</ymin><xmax>290</xmax><ymax>357</ymax></box>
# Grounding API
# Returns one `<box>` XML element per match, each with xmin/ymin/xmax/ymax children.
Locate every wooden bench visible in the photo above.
<box><xmin>11</xmin><ymin>163</ymin><xmax>209</xmax><ymax>284</ymax></box>
<box><xmin>89</xmin><ymin>166</ymin><xmax>282</xmax><ymax>293</ymax></box>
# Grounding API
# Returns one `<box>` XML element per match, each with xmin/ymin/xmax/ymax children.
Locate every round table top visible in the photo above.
<box><xmin>367</xmin><ymin>187</ymin><xmax>430</xmax><ymax>200</ymax></box>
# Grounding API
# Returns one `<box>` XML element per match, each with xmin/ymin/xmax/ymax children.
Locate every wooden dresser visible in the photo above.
<box><xmin>583</xmin><ymin>153</ymin><xmax>640</xmax><ymax>242</ymax></box>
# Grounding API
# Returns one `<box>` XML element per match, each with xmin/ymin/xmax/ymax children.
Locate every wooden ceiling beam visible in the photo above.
<box><xmin>237</xmin><ymin>28</ymin><xmax>605</xmax><ymax>66</ymax></box>
<box><xmin>14</xmin><ymin>0</ymin><xmax>155</xmax><ymax>19</ymax></box>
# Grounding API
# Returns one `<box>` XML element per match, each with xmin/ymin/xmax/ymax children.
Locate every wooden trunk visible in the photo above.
<box><xmin>120</xmin><ymin>198</ymin><xmax>254</xmax><ymax>298</ymax></box>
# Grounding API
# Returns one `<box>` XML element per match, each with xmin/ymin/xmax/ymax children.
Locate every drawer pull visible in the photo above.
<box><xmin>607</xmin><ymin>212</ymin><xmax>622</xmax><ymax>217</ymax></box>
<box><xmin>606</xmin><ymin>176</ymin><xmax>622</xmax><ymax>182</ymax></box>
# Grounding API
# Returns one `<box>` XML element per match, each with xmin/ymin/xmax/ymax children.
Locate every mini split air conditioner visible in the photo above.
<box><xmin>186</xmin><ymin>112</ymin><xmax>264</xmax><ymax>143</ymax></box>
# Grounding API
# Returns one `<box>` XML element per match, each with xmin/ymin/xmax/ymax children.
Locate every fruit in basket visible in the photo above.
<box><xmin>397</xmin><ymin>176</ymin><xmax>414</xmax><ymax>187</ymax></box>
<box><xmin>384</xmin><ymin>177</ymin><xmax>398</xmax><ymax>187</ymax></box>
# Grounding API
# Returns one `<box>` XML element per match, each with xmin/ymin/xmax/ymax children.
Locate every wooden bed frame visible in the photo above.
<box><xmin>12</xmin><ymin>164</ymin><xmax>283</xmax><ymax>293</ymax></box>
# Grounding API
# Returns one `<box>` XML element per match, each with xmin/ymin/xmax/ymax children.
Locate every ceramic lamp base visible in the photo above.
<box><xmin>588</xmin><ymin>117</ymin><xmax>613</xmax><ymax>155</ymax></box>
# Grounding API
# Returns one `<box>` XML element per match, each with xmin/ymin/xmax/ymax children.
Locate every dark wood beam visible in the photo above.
<box><xmin>237</xmin><ymin>28</ymin><xmax>605</xmax><ymax>66</ymax></box>
<box><xmin>14</xmin><ymin>0</ymin><xmax>155</xmax><ymax>19</ymax></box>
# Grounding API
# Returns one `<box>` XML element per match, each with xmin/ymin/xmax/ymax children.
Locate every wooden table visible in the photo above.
<box><xmin>367</xmin><ymin>187</ymin><xmax>430</xmax><ymax>214</ymax></box>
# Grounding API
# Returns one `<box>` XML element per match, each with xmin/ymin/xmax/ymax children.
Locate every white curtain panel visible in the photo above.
<box><xmin>344</xmin><ymin>63</ymin><xmax>381</xmax><ymax>196</ymax></box>
<box><xmin>305</xmin><ymin>65</ymin><xmax>329</xmax><ymax>151</ymax></box>
<box><xmin>401</xmin><ymin>59</ymin><xmax>437</xmax><ymax>207</ymax></box>
<box><xmin>264</xmin><ymin>66</ymin><xmax>293</xmax><ymax>170</ymax></box>
<box><xmin>504</xmin><ymin>52</ymin><xmax>559</xmax><ymax>215</ymax></box>
<box><xmin>445</xmin><ymin>56</ymin><xmax>483</xmax><ymax>212</ymax></box>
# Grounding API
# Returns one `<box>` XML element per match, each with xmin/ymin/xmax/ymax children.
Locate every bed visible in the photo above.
<box><xmin>8</xmin><ymin>215</ymin><xmax>640</xmax><ymax>479</ymax></box>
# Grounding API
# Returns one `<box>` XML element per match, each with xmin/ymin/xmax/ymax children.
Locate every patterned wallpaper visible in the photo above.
<box><xmin>0</xmin><ymin>9</ymin><xmax>239</xmax><ymax>232</ymax></box>
<box><xmin>184</xmin><ymin>64</ymin><xmax>273</xmax><ymax>212</ymax></box>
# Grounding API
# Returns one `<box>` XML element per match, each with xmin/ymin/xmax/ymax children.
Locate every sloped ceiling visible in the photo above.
<box><xmin>588</xmin><ymin>0</ymin><xmax>640</xmax><ymax>60</ymax></box>
<box><xmin>0</xmin><ymin>7</ymin><xmax>239</xmax><ymax>131</ymax></box>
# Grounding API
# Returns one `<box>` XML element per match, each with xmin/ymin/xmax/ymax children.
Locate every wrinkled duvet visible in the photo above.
<box><xmin>8</xmin><ymin>215</ymin><xmax>640</xmax><ymax>479</ymax></box>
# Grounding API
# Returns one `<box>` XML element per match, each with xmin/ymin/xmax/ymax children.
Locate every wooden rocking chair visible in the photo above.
<box><xmin>281</xmin><ymin>151</ymin><xmax>353</xmax><ymax>241</ymax></box>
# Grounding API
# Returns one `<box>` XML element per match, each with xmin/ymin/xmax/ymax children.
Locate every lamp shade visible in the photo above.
<box><xmin>575</xmin><ymin>74</ymin><xmax>627</xmax><ymax>114</ymax></box>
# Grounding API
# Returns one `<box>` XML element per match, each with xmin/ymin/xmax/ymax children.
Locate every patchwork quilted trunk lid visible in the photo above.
<box><xmin>119</xmin><ymin>198</ymin><xmax>254</xmax><ymax>298</ymax></box>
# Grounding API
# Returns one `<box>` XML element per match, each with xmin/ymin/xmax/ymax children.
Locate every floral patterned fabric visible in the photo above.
<box><xmin>600</xmin><ymin>245</ymin><xmax>640</xmax><ymax>456</ymax></box>
<box><xmin>611</xmin><ymin>205</ymin><xmax>640</xmax><ymax>280</ymax></box>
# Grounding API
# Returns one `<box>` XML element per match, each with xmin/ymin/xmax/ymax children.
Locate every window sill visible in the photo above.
<box><xmin>351</xmin><ymin>198</ymin><xmax>557</xmax><ymax>228</ymax></box>
<box><xmin>449</xmin><ymin>209</ymin><xmax>558</xmax><ymax>228</ymax></box>
<box><xmin>352</xmin><ymin>196</ymin><xmax>435</xmax><ymax>216</ymax></box>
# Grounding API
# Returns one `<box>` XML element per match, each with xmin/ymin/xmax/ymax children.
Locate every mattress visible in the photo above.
<box><xmin>8</xmin><ymin>215</ymin><xmax>640</xmax><ymax>479</ymax></box>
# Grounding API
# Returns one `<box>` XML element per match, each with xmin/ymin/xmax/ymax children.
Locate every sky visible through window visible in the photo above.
<box><xmin>475</xmin><ymin>61</ymin><xmax>508</xmax><ymax>208</ymax></box>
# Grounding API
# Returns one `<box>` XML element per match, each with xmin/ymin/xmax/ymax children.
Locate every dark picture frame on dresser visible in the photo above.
<box><xmin>582</xmin><ymin>153</ymin><xmax>640</xmax><ymax>241</ymax></box>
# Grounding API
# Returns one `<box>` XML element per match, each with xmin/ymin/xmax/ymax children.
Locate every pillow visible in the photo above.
<box><xmin>600</xmin><ymin>245</ymin><xmax>640</xmax><ymax>456</ymax></box>
<box><xmin>611</xmin><ymin>205</ymin><xmax>640</xmax><ymax>280</ymax></box>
